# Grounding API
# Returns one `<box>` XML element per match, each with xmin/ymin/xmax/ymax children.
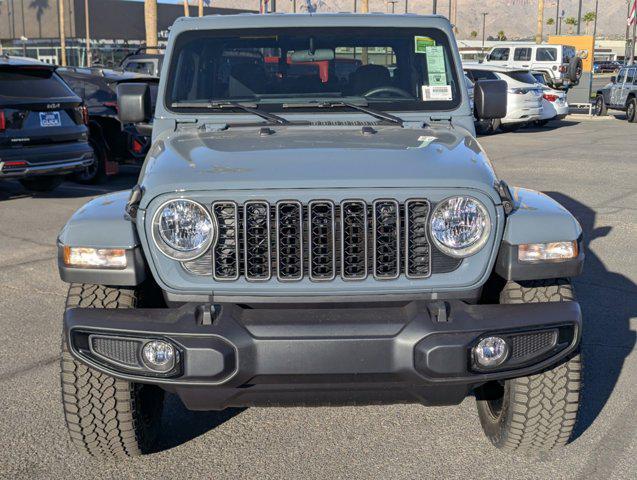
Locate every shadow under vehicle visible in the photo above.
<box><xmin>57</xmin><ymin>13</ymin><xmax>589</xmax><ymax>459</ymax></box>
<box><xmin>57</xmin><ymin>67</ymin><xmax>158</xmax><ymax>184</ymax></box>
<box><xmin>0</xmin><ymin>56</ymin><xmax>94</xmax><ymax>192</ymax></box>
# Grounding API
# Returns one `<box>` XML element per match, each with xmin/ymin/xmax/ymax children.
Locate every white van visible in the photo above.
<box><xmin>483</xmin><ymin>43</ymin><xmax>582</xmax><ymax>89</ymax></box>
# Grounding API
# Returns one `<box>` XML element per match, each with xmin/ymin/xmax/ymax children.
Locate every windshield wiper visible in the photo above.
<box><xmin>284</xmin><ymin>101</ymin><xmax>404</xmax><ymax>127</ymax></box>
<box><xmin>208</xmin><ymin>101</ymin><xmax>291</xmax><ymax>125</ymax></box>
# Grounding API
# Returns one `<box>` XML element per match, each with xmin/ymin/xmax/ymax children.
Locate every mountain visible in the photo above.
<box><xmin>206</xmin><ymin>0</ymin><xmax>631</xmax><ymax>40</ymax></box>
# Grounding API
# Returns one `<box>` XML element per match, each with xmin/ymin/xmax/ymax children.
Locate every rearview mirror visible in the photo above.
<box><xmin>117</xmin><ymin>82</ymin><xmax>152</xmax><ymax>124</ymax></box>
<box><xmin>290</xmin><ymin>49</ymin><xmax>335</xmax><ymax>63</ymax></box>
<box><xmin>611</xmin><ymin>76</ymin><xmax>617</xmax><ymax>83</ymax></box>
<box><xmin>474</xmin><ymin>79</ymin><xmax>508</xmax><ymax>120</ymax></box>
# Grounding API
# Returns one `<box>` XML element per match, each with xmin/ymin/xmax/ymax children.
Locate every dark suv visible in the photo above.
<box><xmin>0</xmin><ymin>56</ymin><xmax>93</xmax><ymax>192</ymax></box>
<box><xmin>58</xmin><ymin>67</ymin><xmax>157</xmax><ymax>183</ymax></box>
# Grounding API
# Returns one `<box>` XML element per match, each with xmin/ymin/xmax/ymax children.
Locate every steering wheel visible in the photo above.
<box><xmin>363</xmin><ymin>86</ymin><xmax>413</xmax><ymax>99</ymax></box>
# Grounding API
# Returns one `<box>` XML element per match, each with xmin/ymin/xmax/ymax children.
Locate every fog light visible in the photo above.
<box><xmin>142</xmin><ymin>340</ymin><xmax>176</xmax><ymax>372</ymax></box>
<box><xmin>473</xmin><ymin>336</ymin><xmax>509</xmax><ymax>368</ymax></box>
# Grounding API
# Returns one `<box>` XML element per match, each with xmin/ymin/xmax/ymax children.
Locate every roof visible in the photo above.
<box><xmin>170</xmin><ymin>13</ymin><xmax>450</xmax><ymax>33</ymax></box>
<box><xmin>0</xmin><ymin>55</ymin><xmax>53</xmax><ymax>68</ymax></box>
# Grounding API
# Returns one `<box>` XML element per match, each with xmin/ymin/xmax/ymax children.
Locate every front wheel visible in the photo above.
<box><xmin>476</xmin><ymin>279</ymin><xmax>582</xmax><ymax>452</ymax></box>
<box><xmin>626</xmin><ymin>98</ymin><xmax>637</xmax><ymax>123</ymax></box>
<box><xmin>475</xmin><ymin>118</ymin><xmax>501</xmax><ymax>135</ymax></box>
<box><xmin>61</xmin><ymin>284</ymin><xmax>164</xmax><ymax>458</ymax></box>
<box><xmin>594</xmin><ymin>95</ymin><xmax>607</xmax><ymax>117</ymax></box>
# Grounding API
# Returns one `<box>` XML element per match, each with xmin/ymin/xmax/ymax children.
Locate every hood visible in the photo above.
<box><xmin>139</xmin><ymin>124</ymin><xmax>500</xmax><ymax>207</ymax></box>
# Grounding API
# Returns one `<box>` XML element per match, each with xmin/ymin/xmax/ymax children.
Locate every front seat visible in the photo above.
<box><xmin>349</xmin><ymin>64</ymin><xmax>391</xmax><ymax>95</ymax></box>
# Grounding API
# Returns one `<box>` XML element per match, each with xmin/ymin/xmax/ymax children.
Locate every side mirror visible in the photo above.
<box><xmin>474</xmin><ymin>79</ymin><xmax>508</xmax><ymax>120</ymax></box>
<box><xmin>610</xmin><ymin>76</ymin><xmax>616</xmax><ymax>83</ymax></box>
<box><xmin>117</xmin><ymin>82</ymin><xmax>152</xmax><ymax>124</ymax></box>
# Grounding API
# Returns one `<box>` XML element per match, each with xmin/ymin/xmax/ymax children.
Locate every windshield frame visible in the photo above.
<box><xmin>164</xmin><ymin>26</ymin><xmax>463</xmax><ymax>115</ymax></box>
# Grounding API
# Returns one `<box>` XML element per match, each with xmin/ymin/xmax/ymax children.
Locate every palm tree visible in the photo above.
<box><xmin>564</xmin><ymin>17</ymin><xmax>578</xmax><ymax>34</ymax></box>
<box><xmin>470</xmin><ymin>30</ymin><xmax>478</xmax><ymax>39</ymax></box>
<box><xmin>144</xmin><ymin>0</ymin><xmax>158</xmax><ymax>54</ymax></box>
<box><xmin>583</xmin><ymin>11</ymin><xmax>596</xmax><ymax>35</ymax></box>
<box><xmin>546</xmin><ymin>17</ymin><xmax>555</xmax><ymax>27</ymax></box>
<box><xmin>497</xmin><ymin>30</ymin><xmax>507</xmax><ymax>41</ymax></box>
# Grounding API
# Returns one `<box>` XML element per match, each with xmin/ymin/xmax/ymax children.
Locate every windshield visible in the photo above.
<box><xmin>166</xmin><ymin>27</ymin><xmax>461</xmax><ymax>112</ymax></box>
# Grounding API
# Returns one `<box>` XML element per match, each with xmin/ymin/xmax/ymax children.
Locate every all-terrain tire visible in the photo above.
<box><xmin>476</xmin><ymin>279</ymin><xmax>582</xmax><ymax>452</ymax></box>
<box><xmin>61</xmin><ymin>284</ymin><xmax>164</xmax><ymax>458</ymax></box>
<box><xmin>626</xmin><ymin>97</ymin><xmax>637</xmax><ymax>123</ymax></box>
<box><xmin>594</xmin><ymin>95</ymin><xmax>607</xmax><ymax>117</ymax></box>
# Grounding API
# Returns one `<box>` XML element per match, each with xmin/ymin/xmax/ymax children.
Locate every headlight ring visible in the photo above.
<box><xmin>429</xmin><ymin>196</ymin><xmax>491</xmax><ymax>258</ymax></box>
<box><xmin>152</xmin><ymin>199</ymin><xmax>216</xmax><ymax>261</ymax></box>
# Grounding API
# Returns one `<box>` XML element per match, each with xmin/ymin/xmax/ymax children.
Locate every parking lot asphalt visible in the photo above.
<box><xmin>0</xmin><ymin>117</ymin><xmax>635</xmax><ymax>480</ymax></box>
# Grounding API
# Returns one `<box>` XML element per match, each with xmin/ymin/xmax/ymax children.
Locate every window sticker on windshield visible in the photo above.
<box><xmin>415</xmin><ymin>36</ymin><xmax>436</xmax><ymax>53</ymax></box>
<box><xmin>425</xmin><ymin>46</ymin><xmax>447</xmax><ymax>86</ymax></box>
<box><xmin>422</xmin><ymin>85</ymin><xmax>453</xmax><ymax>101</ymax></box>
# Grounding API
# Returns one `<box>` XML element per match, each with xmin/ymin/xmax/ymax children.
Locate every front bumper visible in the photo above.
<box><xmin>0</xmin><ymin>142</ymin><xmax>94</xmax><ymax>179</ymax></box>
<box><xmin>64</xmin><ymin>300</ymin><xmax>581</xmax><ymax>410</ymax></box>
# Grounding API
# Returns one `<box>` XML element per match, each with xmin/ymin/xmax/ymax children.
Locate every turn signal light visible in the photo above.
<box><xmin>63</xmin><ymin>246</ymin><xmax>127</xmax><ymax>269</ymax></box>
<box><xmin>518</xmin><ymin>241</ymin><xmax>578</xmax><ymax>263</ymax></box>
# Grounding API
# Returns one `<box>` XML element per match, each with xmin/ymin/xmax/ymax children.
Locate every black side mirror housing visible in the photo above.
<box><xmin>117</xmin><ymin>82</ymin><xmax>152</xmax><ymax>124</ymax></box>
<box><xmin>474</xmin><ymin>79</ymin><xmax>508</xmax><ymax>120</ymax></box>
<box><xmin>610</xmin><ymin>76</ymin><xmax>616</xmax><ymax>83</ymax></box>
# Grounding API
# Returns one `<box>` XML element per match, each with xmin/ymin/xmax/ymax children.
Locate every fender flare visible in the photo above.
<box><xmin>495</xmin><ymin>188</ymin><xmax>584</xmax><ymax>281</ymax></box>
<box><xmin>57</xmin><ymin>190</ymin><xmax>147</xmax><ymax>286</ymax></box>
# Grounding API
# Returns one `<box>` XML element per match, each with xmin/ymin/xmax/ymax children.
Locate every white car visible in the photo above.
<box><xmin>465</xmin><ymin>74</ymin><xmax>475</xmax><ymax>112</ymax></box>
<box><xmin>531</xmin><ymin>71</ymin><xmax>569</xmax><ymax>125</ymax></box>
<box><xmin>482</xmin><ymin>43</ymin><xmax>581</xmax><ymax>90</ymax></box>
<box><xmin>464</xmin><ymin>64</ymin><xmax>543</xmax><ymax>134</ymax></box>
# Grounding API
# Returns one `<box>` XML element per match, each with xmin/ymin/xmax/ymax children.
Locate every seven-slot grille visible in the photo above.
<box><xmin>184</xmin><ymin>199</ymin><xmax>436</xmax><ymax>282</ymax></box>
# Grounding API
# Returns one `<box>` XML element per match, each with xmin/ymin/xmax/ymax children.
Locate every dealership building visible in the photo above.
<box><xmin>0</xmin><ymin>0</ymin><xmax>253</xmax><ymax>65</ymax></box>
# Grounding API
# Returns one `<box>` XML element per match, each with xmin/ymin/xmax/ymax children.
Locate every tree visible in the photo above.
<box><xmin>470</xmin><ymin>30</ymin><xmax>478</xmax><ymax>38</ymax></box>
<box><xmin>564</xmin><ymin>17</ymin><xmax>578</xmax><ymax>34</ymax></box>
<box><xmin>546</xmin><ymin>17</ymin><xmax>555</xmax><ymax>26</ymax></box>
<box><xmin>144</xmin><ymin>0</ymin><xmax>158</xmax><ymax>54</ymax></box>
<box><xmin>583</xmin><ymin>11</ymin><xmax>596</xmax><ymax>35</ymax></box>
<box><xmin>497</xmin><ymin>30</ymin><xmax>507</xmax><ymax>41</ymax></box>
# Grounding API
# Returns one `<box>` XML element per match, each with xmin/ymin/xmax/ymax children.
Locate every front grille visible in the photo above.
<box><xmin>183</xmin><ymin>198</ymin><xmax>458</xmax><ymax>282</ymax></box>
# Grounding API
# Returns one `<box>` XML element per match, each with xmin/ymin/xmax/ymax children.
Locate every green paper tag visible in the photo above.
<box><xmin>415</xmin><ymin>36</ymin><xmax>436</xmax><ymax>53</ymax></box>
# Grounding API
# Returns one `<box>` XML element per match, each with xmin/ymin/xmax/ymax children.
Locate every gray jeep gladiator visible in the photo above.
<box><xmin>594</xmin><ymin>64</ymin><xmax>637</xmax><ymax>122</ymax></box>
<box><xmin>57</xmin><ymin>14</ymin><xmax>584</xmax><ymax>458</ymax></box>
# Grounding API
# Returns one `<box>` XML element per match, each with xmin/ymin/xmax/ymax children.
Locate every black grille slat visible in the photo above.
<box><xmin>183</xmin><ymin>197</ymin><xmax>450</xmax><ymax>282</ymax></box>
<box><xmin>309</xmin><ymin>201</ymin><xmax>336</xmax><ymax>281</ymax></box>
<box><xmin>244</xmin><ymin>201</ymin><xmax>271</xmax><ymax>281</ymax></box>
<box><xmin>373</xmin><ymin>200</ymin><xmax>400</xmax><ymax>279</ymax></box>
<box><xmin>405</xmin><ymin>200</ymin><xmax>432</xmax><ymax>279</ymax></box>
<box><xmin>276</xmin><ymin>201</ymin><xmax>303</xmax><ymax>281</ymax></box>
<box><xmin>341</xmin><ymin>200</ymin><xmax>368</xmax><ymax>280</ymax></box>
<box><xmin>212</xmin><ymin>202</ymin><xmax>240</xmax><ymax>281</ymax></box>
<box><xmin>510</xmin><ymin>331</ymin><xmax>558</xmax><ymax>360</ymax></box>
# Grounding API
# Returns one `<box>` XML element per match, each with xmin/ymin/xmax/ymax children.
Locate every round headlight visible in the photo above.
<box><xmin>152</xmin><ymin>199</ymin><xmax>215</xmax><ymax>261</ymax></box>
<box><xmin>430</xmin><ymin>196</ymin><xmax>491</xmax><ymax>258</ymax></box>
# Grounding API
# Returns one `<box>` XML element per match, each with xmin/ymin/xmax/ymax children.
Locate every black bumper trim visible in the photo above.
<box><xmin>64</xmin><ymin>300</ymin><xmax>581</xmax><ymax>409</ymax></box>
